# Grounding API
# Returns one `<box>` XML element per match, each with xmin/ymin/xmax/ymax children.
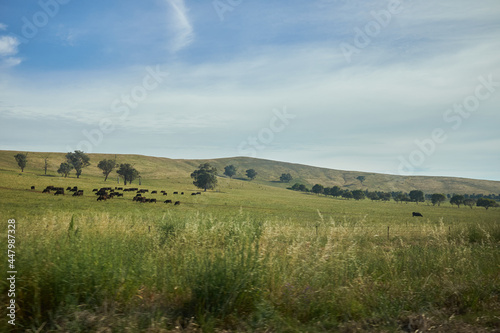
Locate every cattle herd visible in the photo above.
<box><xmin>33</xmin><ymin>185</ymin><xmax>202</xmax><ymax>206</ymax></box>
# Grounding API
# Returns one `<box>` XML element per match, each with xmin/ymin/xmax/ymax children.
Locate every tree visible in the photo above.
<box><xmin>57</xmin><ymin>162</ymin><xmax>73</xmax><ymax>178</ymax></box>
<box><xmin>43</xmin><ymin>155</ymin><xmax>49</xmax><ymax>175</ymax></box>
<box><xmin>116</xmin><ymin>164</ymin><xmax>140</xmax><ymax>185</ymax></box>
<box><xmin>409</xmin><ymin>190</ymin><xmax>425</xmax><ymax>204</ymax></box>
<box><xmin>356</xmin><ymin>176</ymin><xmax>366</xmax><ymax>184</ymax></box>
<box><xmin>450</xmin><ymin>194</ymin><xmax>465</xmax><ymax>208</ymax></box>
<box><xmin>66</xmin><ymin>150</ymin><xmax>90</xmax><ymax>178</ymax></box>
<box><xmin>312</xmin><ymin>184</ymin><xmax>324</xmax><ymax>195</ymax></box>
<box><xmin>280</xmin><ymin>173</ymin><xmax>293</xmax><ymax>183</ymax></box>
<box><xmin>14</xmin><ymin>153</ymin><xmax>28</xmax><ymax>172</ymax></box>
<box><xmin>97</xmin><ymin>159</ymin><xmax>118</xmax><ymax>181</ymax></box>
<box><xmin>342</xmin><ymin>190</ymin><xmax>353</xmax><ymax>200</ymax></box>
<box><xmin>330</xmin><ymin>186</ymin><xmax>342</xmax><ymax>197</ymax></box>
<box><xmin>476</xmin><ymin>198</ymin><xmax>498</xmax><ymax>210</ymax></box>
<box><xmin>224</xmin><ymin>165</ymin><xmax>237</xmax><ymax>179</ymax></box>
<box><xmin>352</xmin><ymin>189</ymin><xmax>366</xmax><ymax>200</ymax></box>
<box><xmin>464</xmin><ymin>198</ymin><xmax>476</xmax><ymax>209</ymax></box>
<box><xmin>367</xmin><ymin>192</ymin><xmax>380</xmax><ymax>201</ymax></box>
<box><xmin>246</xmin><ymin>169</ymin><xmax>257</xmax><ymax>181</ymax></box>
<box><xmin>431</xmin><ymin>193</ymin><xmax>446</xmax><ymax>206</ymax></box>
<box><xmin>191</xmin><ymin>163</ymin><xmax>218</xmax><ymax>191</ymax></box>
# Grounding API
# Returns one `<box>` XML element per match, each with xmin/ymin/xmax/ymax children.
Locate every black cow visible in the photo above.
<box><xmin>54</xmin><ymin>190</ymin><xmax>64</xmax><ymax>195</ymax></box>
<box><xmin>163</xmin><ymin>192</ymin><xmax>168</xmax><ymax>196</ymax></box>
<box><xmin>151</xmin><ymin>191</ymin><xmax>157</xmax><ymax>194</ymax></box>
<box><xmin>412</xmin><ymin>212</ymin><xmax>423</xmax><ymax>217</ymax></box>
<box><xmin>173</xmin><ymin>192</ymin><xmax>178</xmax><ymax>195</ymax></box>
<box><xmin>164</xmin><ymin>200</ymin><xmax>172</xmax><ymax>204</ymax></box>
<box><xmin>191</xmin><ymin>193</ymin><xmax>197</xmax><ymax>196</ymax></box>
<box><xmin>42</xmin><ymin>189</ymin><xmax>50</xmax><ymax>193</ymax></box>
<box><xmin>174</xmin><ymin>201</ymin><xmax>180</xmax><ymax>206</ymax></box>
<box><xmin>31</xmin><ymin>186</ymin><xmax>35</xmax><ymax>190</ymax></box>
<box><xmin>92</xmin><ymin>189</ymin><xmax>98</xmax><ymax>192</ymax></box>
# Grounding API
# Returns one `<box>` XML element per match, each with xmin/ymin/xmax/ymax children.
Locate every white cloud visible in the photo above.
<box><xmin>0</xmin><ymin>23</ymin><xmax>7</xmax><ymax>31</ymax></box>
<box><xmin>0</xmin><ymin>36</ymin><xmax>20</xmax><ymax>57</ymax></box>
<box><xmin>165</xmin><ymin>0</ymin><xmax>194</xmax><ymax>52</ymax></box>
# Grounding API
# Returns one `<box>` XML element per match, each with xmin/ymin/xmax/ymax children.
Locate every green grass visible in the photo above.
<box><xmin>0</xmin><ymin>154</ymin><xmax>499</xmax><ymax>332</ymax></box>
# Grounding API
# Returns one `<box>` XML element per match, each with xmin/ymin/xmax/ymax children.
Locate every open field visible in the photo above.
<box><xmin>1</xmin><ymin>154</ymin><xmax>500</xmax><ymax>332</ymax></box>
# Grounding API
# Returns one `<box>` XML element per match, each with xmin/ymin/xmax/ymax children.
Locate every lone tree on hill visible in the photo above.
<box><xmin>224</xmin><ymin>165</ymin><xmax>237</xmax><ymax>179</ymax></box>
<box><xmin>280</xmin><ymin>173</ymin><xmax>293</xmax><ymax>183</ymax></box>
<box><xmin>66</xmin><ymin>150</ymin><xmax>90</xmax><ymax>178</ymax></box>
<box><xmin>450</xmin><ymin>194</ymin><xmax>465</xmax><ymax>208</ymax></box>
<box><xmin>98</xmin><ymin>159</ymin><xmax>118</xmax><ymax>181</ymax></box>
<box><xmin>431</xmin><ymin>193</ymin><xmax>446</xmax><ymax>206</ymax></box>
<box><xmin>57</xmin><ymin>162</ymin><xmax>73</xmax><ymax>178</ymax></box>
<box><xmin>14</xmin><ymin>153</ymin><xmax>28</xmax><ymax>172</ymax></box>
<box><xmin>356</xmin><ymin>176</ymin><xmax>366</xmax><ymax>184</ymax></box>
<box><xmin>116</xmin><ymin>164</ymin><xmax>140</xmax><ymax>185</ymax></box>
<box><xmin>191</xmin><ymin>163</ymin><xmax>218</xmax><ymax>191</ymax></box>
<box><xmin>246</xmin><ymin>169</ymin><xmax>257</xmax><ymax>181</ymax></box>
<box><xmin>476</xmin><ymin>197</ymin><xmax>498</xmax><ymax>210</ymax></box>
<box><xmin>409</xmin><ymin>190</ymin><xmax>425</xmax><ymax>204</ymax></box>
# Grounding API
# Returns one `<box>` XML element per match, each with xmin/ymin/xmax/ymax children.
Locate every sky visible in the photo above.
<box><xmin>0</xmin><ymin>0</ymin><xmax>499</xmax><ymax>181</ymax></box>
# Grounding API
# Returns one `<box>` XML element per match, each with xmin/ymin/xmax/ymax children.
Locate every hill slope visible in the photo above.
<box><xmin>1</xmin><ymin>150</ymin><xmax>499</xmax><ymax>194</ymax></box>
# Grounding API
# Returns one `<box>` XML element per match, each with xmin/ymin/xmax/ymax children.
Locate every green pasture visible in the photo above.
<box><xmin>0</xmin><ymin>166</ymin><xmax>499</xmax><ymax>332</ymax></box>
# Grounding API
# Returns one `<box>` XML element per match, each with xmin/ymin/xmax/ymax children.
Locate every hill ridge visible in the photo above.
<box><xmin>1</xmin><ymin>150</ymin><xmax>499</xmax><ymax>194</ymax></box>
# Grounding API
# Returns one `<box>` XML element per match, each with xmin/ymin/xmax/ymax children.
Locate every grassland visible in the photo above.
<box><xmin>0</xmin><ymin>152</ymin><xmax>499</xmax><ymax>332</ymax></box>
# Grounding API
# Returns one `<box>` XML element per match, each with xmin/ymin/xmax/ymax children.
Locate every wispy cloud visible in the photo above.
<box><xmin>165</xmin><ymin>0</ymin><xmax>194</xmax><ymax>52</ymax></box>
<box><xmin>0</xmin><ymin>32</ymin><xmax>22</xmax><ymax>68</ymax></box>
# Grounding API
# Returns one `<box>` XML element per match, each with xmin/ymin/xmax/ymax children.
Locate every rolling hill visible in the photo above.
<box><xmin>1</xmin><ymin>149</ymin><xmax>499</xmax><ymax>195</ymax></box>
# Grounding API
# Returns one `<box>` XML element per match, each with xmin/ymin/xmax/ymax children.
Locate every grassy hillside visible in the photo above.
<box><xmin>1</xmin><ymin>149</ymin><xmax>500</xmax><ymax>194</ymax></box>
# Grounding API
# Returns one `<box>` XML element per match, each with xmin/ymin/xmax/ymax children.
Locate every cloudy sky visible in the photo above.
<box><xmin>0</xmin><ymin>0</ymin><xmax>499</xmax><ymax>180</ymax></box>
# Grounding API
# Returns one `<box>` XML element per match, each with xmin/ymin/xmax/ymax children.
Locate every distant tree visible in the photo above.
<box><xmin>246</xmin><ymin>169</ymin><xmax>257</xmax><ymax>180</ymax></box>
<box><xmin>352</xmin><ymin>189</ymin><xmax>366</xmax><ymax>200</ymax></box>
<box><xmin>380</xmin><ymin>192</ymin><xmax>392</xmax><ymax>201</ymax></box>
<box><xmin>367</xmin><ymin>192</ymin><xmax>380</xmax><ymax>201</ymax></box>
<box><xmin>312</xmin><ymin>184</ymin><xmax>324</xmax><ymax>195</ymax></box>
<box><xmin>57</xmin><ymin>162</ymin><xmax>73</xmax><ymax>178</ymax></box>
<box><xmin>342</xmin><ymin>190</ymin><xmax>353</xmax><ymax>200</ymax></box>
<box><xmin>224</xmin><ymin>165</ymin><xmax>237</xmax><ymax>179</ymax></box>
<box><xmin>43</xmin><ymin>155</ymin><xmax>49</xmax><ymax>175</ymax></box>
<box><xmin>431</xmin><ymin>193</ymin><xmax>446</xmax><ymax>206</ymax></box>
<box><xmin>291</xmin><ymin>183</ymin><xmax>302</xmax><ymax>191</ymax></box>
<box><xmin>116</xmin><ymin>164</ymin><xmax>140</xmax><ymax>185</ymax></box>
<box><xmin>450</xmin><ymin>194</ymin><xmax>465</xmax><ymax>208</ymax></box>
<box><xmin>464</xmin><ymin>198</ymin><xmax>476</xmax><ymax>209</ymax></box>
<box><xmin>66</xmin><ymin>150</ymin><xmax>90</xmax><ymax>178</ymax></box>
<box><xmin>97</xmin><ymin>159</ymin><xmax>118</xmax><ymax>181</ymax></box>
<box><xmin>476</xmin><ymin>197</ymin><xmax>498</xmax><ymax>210</ymax></box>
<box><xmin>191</xmin><ymin>163</ymin><xmax>218</xmax><ymax>191</ymax></box>
<box><xmin>356</xmin><ymin>176</ymin><xmax>366</xmax><ymax>184</ymax></box>
<box><xmin>280</xmin><ymin>173</ymin><xmax>293</xmax><ymax>183</ymax></box>
<box><xmin>330</xmin><ymin>186</ymin><xmax>342</xmax><ymax>197</ymax></box>
<box><xmin>409</xmin><ymin>190</ymin><xmax>425</xmax><ymax>204</ymax></box>
<box><xmin>14</xmin><ymin>153</ymin><xmax>28</xmax><ymax>172</ymax></box>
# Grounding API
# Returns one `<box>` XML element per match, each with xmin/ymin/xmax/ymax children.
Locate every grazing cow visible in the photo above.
<box><xmin>149</xmin><ymin>199</ymin><xmax>157</xmax><ymax>203</ymax></box>
<box><xmin>97</xmin><ymin>195</ymin><xmax>108</xmax><ymax>201</ymax></box>
<box><xmin>181</xmin><ymin>192</ymin><xmax>184</xmax><ymax>195</ymax></box>
<box><xmin>173</xmin><ymin>192</ymin><xmax>178</xmax><ymax>195</ymax></box>
<box><xmin>163</xmin><ymin>192</ymin><xmax>168</xmax><ymax>196</ymax></box>
<box><xmin>54</xmin><ymin>190</ymin><xmax>64</xmax><ymax>195</ymax></box>
<box><xmin>66</xmin><ymin>187</ymin><xmax>72</xmax><ymax>191</ymax></box>
<box><xmin>197</xmin><ymin>192</ymin><xmax>201</xmax><ymax>195</ymax></box>
<box><xmin>31</xmin><ymin>186</ymin><xmax>35</xmax><ymax>190</ymax></box>
<box><xmin>191</xmin><ymin>193</ymin><xmax>197</xmax><ymax>196</ymax></box>
<box><xmin>42</xmin><ymin>189</ymin><xmax>50</xmax><ymax>193</ymax></box>
<box><xmin>164</xmin><ymin>200</ymin><xmax>172</xmax><ymax>204</ymax></box>
<box><xmin>412</xmin><ymin>212</ymin><xmax>423</xmax><ymax>217</ymax></box>
<box><xmin>174</xmin><ymin>201</ymin><xmax>180</xmax><ymax>206</ymax></box>
<box><xmin>151</xmin><ymin>191</ymin><xmax>157</xmax><ymax>194</ymax></box>
<box><xmin>92</xmin><ymin>189</ymin><xmax>98</xmax><ymax>192</ymax></box>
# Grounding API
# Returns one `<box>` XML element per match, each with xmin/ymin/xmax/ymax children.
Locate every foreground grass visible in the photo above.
<box><xmin>1</xmin><ymin>209</ymin><xmax>499</xmax><ymax>332</ymax></box>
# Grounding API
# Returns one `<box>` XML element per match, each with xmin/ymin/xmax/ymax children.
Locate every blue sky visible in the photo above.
<box><xmin>1</xmin><ymin>0</ymin><xmax>499</xmax><ymax>181</ymax></box>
